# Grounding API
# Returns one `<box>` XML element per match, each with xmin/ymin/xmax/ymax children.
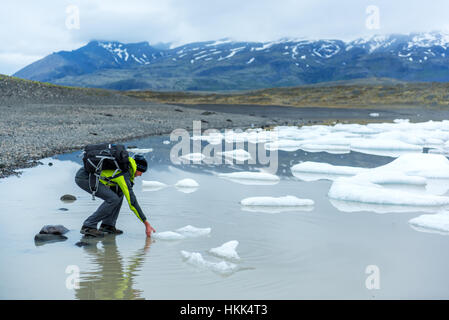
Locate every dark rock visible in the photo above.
<box><xmin>201</xmin><ymin>119</ymin><xmax>209</xmax><ymax>123</ymax></box>
<box><xmin>127</xmin><ymin>145</ymin><xmax>138</xmax><ymax>149</ymax></box>
<box><xmin>48</xmin><ymin>162</ymin><xmax>53</xmax><ymax>166</ymax></box>
<box><xmin>34</xmin><ymin>233</ymin><xmax>68</xmax><ymax>246</ymax></box>
<box><xmin>58</xmin><ymin>208</ymin><xmax>69</xmax><ymax>212</ymax></box>
<box><xmin>226</xmin><ymin>119</ymin><xmax>233</xmax><ymax>122</ymax></box>
<box><xmin>89</xmin><ymin>132</ymin><xmax>98</xmax><ymax>136</ymax></box>
<box><xmin>75</xmin><ymin>241</ymin><xmax>90</xmax><ymax>247</ymax></box>
<box><xmin>60</xmin><ymin>194</ymin><xmax>76</xmax><ymax>202</ymax></box>
<box><xmin>39</xmin><ymin>224</ymin><xmax>69</xmax><ymax>235</ymax></box>
<box><xmin>201</xmin><ymin>111</ymin><xmax>215</xmax><ymax>115</ymax></box>
<box><xmin>175</xmin><ymin>108</ymin><xmax>183</xmax><ymax>112</ymax></box>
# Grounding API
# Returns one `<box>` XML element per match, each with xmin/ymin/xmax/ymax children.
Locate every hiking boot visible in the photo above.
<box><xmin>80</xmin><ymin>226</ymin><xmax>105</xmax><ymax>237</ymax></box>
<box><xmin>99</xmin><ymin>224</ymin><xmax>123</xmax><ymax>235</ymax></box>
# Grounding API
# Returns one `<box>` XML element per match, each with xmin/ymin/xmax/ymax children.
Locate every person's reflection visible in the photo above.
<box><xmin>75</xmin><ymin>236</ymin><xmax>152</xmax><ymax>300</ymax></box>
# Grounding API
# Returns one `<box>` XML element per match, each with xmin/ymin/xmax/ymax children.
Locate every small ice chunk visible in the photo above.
<box><xmin>181</xmin><ymin>251</ymin><xmax>238</xmax><ymax>275</ymax></box>
<box><xmin>240</xmin><ymin>195</ymin><xmax>314</xmax><ymax>207</ymax></box>
<box><xmin>218</xmin><ymin>172</ymin><xmax>280</xmax><ymax>182</ymax></box>
<box><xmin>163</xmin><ymin>140</ymin><xmax>171</xmax><ymax>145</ymax></box>
<box><xmin>409</xmin><ymin>211</ymin><xmax>449</xmax><ymax>234</ymax></box>
<box><xmin>127</xmin><ymin>148</ymin><xmax>153</xmax><ymax>154</ymax></box>
<box><xmin>176</xmin><ymin>225</ymin><xmax>211</xmax><ymax>237</ymax></box>
<box><xmin>153</xmin><ymin>231</ymin><xmax>185</xmax><ymax>240</ymax></box>
<box><xmin>179</xmin><ymin>153</ymin><xmax>206</xmax><ymax>162</ymax></box>
<box><xmin>291</xmin><ymin>162</ymin><xmax>367</xmax><ymax>176</ymax></box>
<box><xmin>217</xmin><ymin>149</ymin><xmax>252</xmax><ymax>161</ymax></box>
<box><xmin>142</xmin><ymin>180</ymin><xmax>167</xmax><ymax>191</ymax></box>
<box><xmin>175</xmin><ymin>178</ymin><xmax>199</xmax><ymax>188</ymax></box>
<box><xmin>370</xmin><ymin>113</ymin><xmax>380</xmax><ymax>117</ymax></box>
<box><xmin>210</xmin><ymin>241</ymin><xmax>240</xmax><ymax>260</ymax></box>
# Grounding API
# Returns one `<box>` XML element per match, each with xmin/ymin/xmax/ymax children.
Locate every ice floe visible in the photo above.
<box><xmin>153</xmin><ymin>225</ymin><xmax>211</xmax><ymax>240</ymax></box>
<box><xmin>328</xmin><ymin>178</ymin><xmax>449</xmax><ymax>207</ymax></box>
<box><xmin>127</xmin><ymin>148</ymin><xmax>153</xmax><ymax>154</ymax></box>
<box><xmin>180</xmin><ymin>251</ymin><xmax>238</xmax><ymax>276</ymax></box>
<box><xmin>409</xmin><ymin>211</ymin><xmax>449</xmax><ymax>234</ymax></box>
<box><xmin>218</xmin><ymin>171</ymin><xmax>280</xmax><ymax>185</ymax></box>
<box><xmin>175</xmin><ymin>178</ymin><xmax>199</xmax><ymax>188</ymax></box>
<box><xmin>240</xmin><ymin>195</ymin><xmax>314</xmax><ymax>207</ymax></box>
<box><xmin>179</xmin><ymin>153</ymin><xmax>206</xmax><ymax>162</ymax></box>
<box><xmin>217</xmin><ymin>149</ymin><xmax>252</xmax><ymax>162</ymax></box>
<box><xmin>142</xmin><ymin>180</ymin><xmax>167</xmax><ymax>191</ymax></box>
<box><xmin>291</xmin><ymin>162</ymin><xmax>367</xmax><ymax>176</ymax></box>
<box><xmin>209</xmin><ymin>241</ymin><xmax>240</xmax><ymax>260</ymax></box>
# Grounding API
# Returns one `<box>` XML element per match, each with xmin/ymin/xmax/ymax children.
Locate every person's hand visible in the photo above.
<box><xmin>144</xmin><ymin>221</ymin><xmax>156</xmax><ymax>237</ymax></box>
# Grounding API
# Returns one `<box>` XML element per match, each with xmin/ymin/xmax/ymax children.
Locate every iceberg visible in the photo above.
<box><xmin>240</xmin><ymin>195</ymin><xmax>314</xmax><ymax>207</ymax></box>
<box><xmin>409</xmin><ymin>211</ymin><xmax>449</xmax><ymax>234</ymax></box>
<box><xmin>209</xmin><ymin>241</ymin><xmax>240</xmax><ymax>260</ymax></box>
<box><xmin>180</xmin><ymin>251</ymin><xmax>238</xmax><ymax>276</ymax></box>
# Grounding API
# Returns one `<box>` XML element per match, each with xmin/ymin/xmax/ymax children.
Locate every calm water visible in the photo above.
<box><xmin>1</xmin><ymin>134</ymin><xmax>449</xmax><ymax>299</ymax></box>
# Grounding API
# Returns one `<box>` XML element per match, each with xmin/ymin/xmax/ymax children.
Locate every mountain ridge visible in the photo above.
<box><xmin>13</xmin><ymin>31</ymin><xmax>449</xmax><ymax>91</ymax></box>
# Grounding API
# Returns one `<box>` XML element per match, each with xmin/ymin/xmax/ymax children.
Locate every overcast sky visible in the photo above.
<box><xmin>1</xmin><ymin>0</ymin><xmax>449</xmax><ymax>75</ymax></box>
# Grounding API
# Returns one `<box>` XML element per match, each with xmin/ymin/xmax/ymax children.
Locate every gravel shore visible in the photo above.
<box><xmin>2</xmin><ymin>75</ymin><xmax>448</xmax><ymax>178</ymax></box>
<box><xmin>0</xmin><ymin>101</ymin><xmax>281</xmax><ymax>178</ymax></box>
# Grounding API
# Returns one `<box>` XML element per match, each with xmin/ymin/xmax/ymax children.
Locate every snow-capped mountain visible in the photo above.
<box><xmin>13</xmin><ymin>32</ymin><xmax>449</xmax><ymax>91</ymax></box>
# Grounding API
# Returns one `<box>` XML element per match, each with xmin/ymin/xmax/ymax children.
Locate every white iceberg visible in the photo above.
<box><xmin>240</xmin><ymin>195</ymin><xmax>314</xmax><ymax>207</ymax></box>
<box><xmin>218</xmin><ymin>171</ymin><xmax>280</xmax><ymax>183</ymax></box>
<box><xmin>175</xmin><ymin>178</ymin><xmax>199</xmax><ymax>188</ymax></box>
<box><xmin>291</xmin><ymin>162</ymin><xmax>367</xmax><ymax>176</ymax></box>
<box><xmin>127</xmin><ymin>148</ymin><xmax>153</xmax><ymax>154</ymax></box>
<box><xmin>175</xmin><ymin>225</ymin><xmax>211</xmax><ymax>237</ymax></box>
<box><xmin>179</xmin><ymin>153</ymin><xmax>206</xmax><ymax>162</ymax></box>
<box><xmin>153</xmin><ymin>231</ymin><xmax>185</xmax><ymax>240</ymax></box>
<box><xmin>409</xmin><ymin>211</ymin><xmax>449</xmax><ymax>234</ymax></box>
<box><xmin>209</xmin><ymin>241</ymin><xmax>240</xmax><ymax>260</ymax></box>
<box><xmin>180</xmin><ymin>251</ymin><xmax>238</xmax><ymax>275</ymax></box>
<box><xmin>217</xmin><ymin>149</ymin><xmax>252</xmax><ymax>162</ymax></box>
<box><xmin>328</xmin><ymin>178</ymin><xmax>449</xmax><ymax>207</ymax></box>
<box><xmin>142</xmin><ymin>180</ymin><xmax>167</xmax><ymax>191</ymax></box>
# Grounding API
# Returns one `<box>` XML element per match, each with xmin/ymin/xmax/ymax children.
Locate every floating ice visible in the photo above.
<box><xmin>370</xmin><ymin>113</ymin><xmax>380</xmax><ymax>117</ymax></box>
<box><xmin>154</xmin><ymin>225</ymin><xmax>211</xmax><ymax>240</ymax></box>
<box><xmin>218</xmin><ymin>172</ymin><xmax>279</xmax><ymax>182</ymax></box>
<box><xmin>217</xmin><ymin>149</ymin><xmax>252</xmax><ymax>162</ymax></box>
<box><xmin>153</xmin><ymin>231</ymin><xmax>185</xmax><ymax>240</ymax></box>
<box><xmin>127</xmin><ymin>148</ymin><xmax>153</xmax><ymax>154</ymax></box>
<box><xmin>176</xmin><ymin>225</ymin><xmax>211</xmax><ymax>237</ymax></box>
<box><xmin>329</xmin><ymin>198</ymin><xmax>441</xmax><ymax>214</ymax></box>
<box><xmin>350</xmin><ymin>139</ymin><xmax>422</xmax><ymax>152</ymax></box>
<box><xmin>209</xmin><ymin>241</ymin><xmax>240</xmax><ymax>260</ymax></box>
<box><xmin>175</xmin><ymin>178</ymin><xmax>199</xmax><ymax>188</ymax></box>
<box><xmin>142</xmin><ymin>180</ymin><xmax>167</xmax><ymax>191</ymax></box>
<box><xmin>240</xmin><ymin>195</ymin><xmax>314</xmax><ymax>207</ymax></box>
<box><xmin>329</xmin><ymin>177</ymin><xmax>449</xmax><ymax>207</ymax></box>
<box><xmin>291</xmin><ymin>162</ymin><xmax>367</xmax><ymax>176</ymax></box>
<box><xmin>373</xmin><ymin>153</ymin><xmax>449</xmax><ymax>179</ymax></box>
<box><xmin>300</xmin><ymin>144</ymin><xmax>350</xmax><ymax>154</ymax></box>
<box><xmin>409</xmin><ymin>211</ymin><xmax>449</xmax><ymax>234</ymax></box>
<box><xmin>180</xmin><ymin>251</ymin><xmax>238</xmax><ymax>275</ymax></box>
<box><xmin>163</xmin><ymin>140</ymin><xmax>171</xmax><ymax>145</ymax></box>
<box><xmin>179</xmin><ymin>153</ymin><xmax>206</xmax><ymax>162</ymax></box>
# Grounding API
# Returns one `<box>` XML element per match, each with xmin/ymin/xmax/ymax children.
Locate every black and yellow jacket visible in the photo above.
<box><xmin>99</xmin><ymin>157</ymin><xmax>147</xmax><ymax>223</ymax></box>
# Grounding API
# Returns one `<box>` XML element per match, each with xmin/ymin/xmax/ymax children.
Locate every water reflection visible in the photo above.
<box><xmin>75</xmin><ymin>236</ymin><xmax>152</xmax><ymax>300</ymax></box>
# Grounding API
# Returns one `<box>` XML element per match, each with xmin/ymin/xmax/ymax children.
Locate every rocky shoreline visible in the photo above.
<box><xmin>0</xmin><ymin>101</ymin><xmax>282</xmax><ymax>178</ymax></box>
